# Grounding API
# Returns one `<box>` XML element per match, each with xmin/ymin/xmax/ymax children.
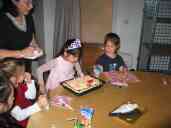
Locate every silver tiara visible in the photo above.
<box><xmin>67</xmin><ymin>39</ymin><xmax>82</xmax><ymax>50</ymax></box>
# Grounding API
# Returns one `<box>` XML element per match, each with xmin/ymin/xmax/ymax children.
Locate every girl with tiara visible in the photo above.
<box><xmin>37</xmin><ymin>39</ymin><xmax>84</xmax><ymax>93</ymax></box>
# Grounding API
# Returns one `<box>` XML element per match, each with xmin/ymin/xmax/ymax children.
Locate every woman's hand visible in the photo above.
<box><xmin>21</xmin><ymin>46</ymin><xmax>35</xmax><ymax>57</ymax></box>
<box><xmin>30</xmin><ymin>34</ymin><xmax>43</xmax><ymax>53</ymax></box>
<box><xmin>33</xmin><ymin>46</ymin><xmax>42</xmax><ymax>53</ymax></box>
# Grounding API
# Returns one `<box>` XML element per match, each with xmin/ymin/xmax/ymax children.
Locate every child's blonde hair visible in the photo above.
<box><xmin>0</xmin><ymin>58</ymin><xmax>25</xmax><ymax>77</ymax></box>
<box><xmin>0</xmin><ymin>70</ymin><xmax>13</xmax><ymax>103</ymax></box>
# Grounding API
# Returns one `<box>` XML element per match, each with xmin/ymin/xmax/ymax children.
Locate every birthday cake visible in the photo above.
<box><xmin>62</xmin><ymin>75</ymin><xmax>102</xmax><ymax>93</ymax></box>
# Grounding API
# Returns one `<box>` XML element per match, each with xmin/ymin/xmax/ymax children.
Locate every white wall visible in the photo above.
<box><xmin>43</xmin><ymin>0</ymin><xmax>56</xmax><ymax>61</ymax></box>
<box><xmin>42</xmin><ymin>0</ymin><xmax>144</xmax><ymax>69</ymax></box>
<box><xmin>112</xmin><ymin>0</ymin><xmax>144</xmax><ymax>69</ymax></box>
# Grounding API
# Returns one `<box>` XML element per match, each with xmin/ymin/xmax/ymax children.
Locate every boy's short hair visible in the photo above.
<box><xmin>104</xmin><ymin>32</ymin><xmax>120</xmax><ymax>46</ymax></box>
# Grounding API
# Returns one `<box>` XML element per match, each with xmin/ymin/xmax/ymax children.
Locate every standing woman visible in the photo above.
<box><xmin>0</xmin><ymin>0</ymin><xmax>42</xmax><ymax>72</ymax></box>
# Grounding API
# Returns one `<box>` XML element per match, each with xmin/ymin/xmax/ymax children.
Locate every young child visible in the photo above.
<box><xmin>95</xmin><ymin>32</ymin><xmax>126</xmax><ymax>72</ymax></box>
<box><xmin>0</xmin><ymin>70</ymin><xmax>22</xmax><ymax>128</ymax></box>
<box><xmin>37</xmin><ymin>38</ymin><xmax>84</xmax><ymax>93</ymax></box>
<box><xmin>1</xmin><ymin>59</ymin><xmax>49</xmax><ymax>128</ymax></box>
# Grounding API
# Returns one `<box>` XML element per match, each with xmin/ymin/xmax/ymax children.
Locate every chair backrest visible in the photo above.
<box><xmin>81</xmin><ymin>42</ymin><xmax>104</xmax><ymax>70</ymax></box>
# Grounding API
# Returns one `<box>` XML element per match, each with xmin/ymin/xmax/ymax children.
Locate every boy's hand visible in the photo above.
<box><xmin>118</xmin><ymin>66</ymin><xmax>128</xmax><ymax>81</ymax></box>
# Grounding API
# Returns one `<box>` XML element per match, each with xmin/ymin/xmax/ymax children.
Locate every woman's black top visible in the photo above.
<box><xmin>0</xmin><ymin>13</ymin><xmax>35</xmax><ymax>50</ymax></box>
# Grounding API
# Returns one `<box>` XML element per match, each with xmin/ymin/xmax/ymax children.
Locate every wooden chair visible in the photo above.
<box><xmin>81</xmin><ymin>42</ymin><xmax>104</xmax><ymax>73</ymax></box>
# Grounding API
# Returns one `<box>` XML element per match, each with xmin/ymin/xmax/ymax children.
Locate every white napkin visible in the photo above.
<box><xmin>24</xmin><ymin>50</ymin><xmax>43</xmax><ymax>60</ymax></box>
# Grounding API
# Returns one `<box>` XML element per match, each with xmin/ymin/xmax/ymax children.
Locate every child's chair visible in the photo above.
<box><xmin>81</xmin><ymin>42</ymin><xmax>104</xmax><ymax>74</ymax></box>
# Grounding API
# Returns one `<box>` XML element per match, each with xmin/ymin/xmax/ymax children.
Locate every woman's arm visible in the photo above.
<box><xmin>0</xmin><ymin>47</ymin><xmax>35</xmax><ymax>59</ymax></box>
<box><xmin>30</xmin><ymin>34</ymin><xmax>42</xmax><ymax>50</ymax></box>
<box><xmin>0</xmin><ymin>49</ymin><xmax>22</xmax><ymax>59</ymax></box>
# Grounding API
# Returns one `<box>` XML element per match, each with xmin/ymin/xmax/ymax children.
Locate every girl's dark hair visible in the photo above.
<box><xmin>57</xmin><ymin>39</ymin><xmax>82</xmax><ymax>59</ymax></box>
<box><xmin>0</xmin><ymin>70</ymin><xmax>12</xmax><ymax>103</ymax></box>
<box><xmin>104</xmin><ymin>32</ymin><xmax>120</xmax><ymax>47</ymax></box>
